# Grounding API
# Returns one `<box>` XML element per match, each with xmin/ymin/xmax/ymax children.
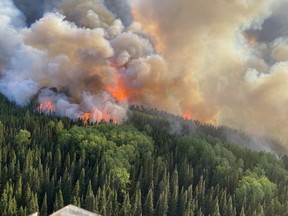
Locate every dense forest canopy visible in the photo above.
<box><xmin>0</xmin><ymin>94</ymin><xmax>288</xmax><ymax>215</ymax></box>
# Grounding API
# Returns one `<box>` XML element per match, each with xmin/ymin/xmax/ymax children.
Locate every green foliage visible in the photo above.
<box><xmin>0</xmin><ymin>96</ymin><xmax>286</xmax><ymax>215</ymax></box>
<box><xmin>58</xmin><ymin>124</ymin><xmax>153</xmax><ymax>191</ymax></box>
<box><xmin>15</xmin><ymin>129</ymin><xmax>31</xmax><ymax>145</ymax></box>
<box><xmin>236</xmin><ymin>174</ymin><xmax>276</xmax><ymax>203</ymax></box>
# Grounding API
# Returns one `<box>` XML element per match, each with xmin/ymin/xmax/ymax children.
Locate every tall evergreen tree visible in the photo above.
<box><xmin>144</xmin><ymin>188</ymin><xmax>154</xmax><ymax>216</ymax></box>
<box><xmin>156</xmin><ymin>191</ymin><xmax>168</xmax><ymax>216</ymax></box>
<box><xmin>40</xmin><ymin>193</ymin><xmax>48</xmax><ymax>216</ymax></box>
<box><xmin>85</xmin><ymin>181</ymin><xmax>96</xmax><ymax>212</ymax></box>
<box><xmin>54</xmin><ymin>190</ymin><xmax>64</xmax><ymax>211</ymax></box>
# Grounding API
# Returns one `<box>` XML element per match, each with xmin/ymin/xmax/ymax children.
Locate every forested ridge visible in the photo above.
<box><xmin>0</xmin><ymin>94</ymin><xmax>288</xmax><ymax>216</ymax></box>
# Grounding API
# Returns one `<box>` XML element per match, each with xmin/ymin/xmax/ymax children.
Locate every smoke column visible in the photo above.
<box><xmin>1</xmin><ymin>0</ymin><xmax>288</xmax><ymax>150</ymax></box>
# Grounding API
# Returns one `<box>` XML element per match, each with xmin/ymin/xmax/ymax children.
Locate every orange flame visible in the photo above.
<box><xmin>105</xmin><ymin>60</ymin><xmax>129</xmax><ymax>102</ymax></box>
<box><xmin>80</xmin><ymin>109</ymin><xmax>118</xmax><ymax>125</ymax></box>
<box><xmin>81</xmin><ymin>112</ymin><xmax>91</xmax><ymax>125</ymax></box>
<box><xmin>182</xmin><ymin>111</ymin><xmax>192</xmax><ymax>120</ymax></box>
<box><xmin>39</xmin><ymin>99</ymin><xmax>56</xmax><ymax>113</ymax></box>
<box><xmin>107</xmin><ymin>78</ymin><xmax>128</xmax><ymax>102</ymax></box>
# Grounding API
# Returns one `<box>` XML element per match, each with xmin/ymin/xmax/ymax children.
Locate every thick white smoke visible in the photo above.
<box><xmin>0</xmin><ymin>0</ymin><xmax>163</xmax><ymax>123</ymax></box>
<box><xmin>2</xmin><ymin>0</ymin><xmax>288</xmax><ymax>150</ymax></box>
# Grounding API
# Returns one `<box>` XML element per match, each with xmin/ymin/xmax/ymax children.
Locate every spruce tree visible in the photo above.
<box><xmin>85</xmin><ymin>181</ymin><xmax>96</xmax><ymax>212</ymax></box>
<box><xmin>40</xmin><ymin>193</ymin><xmax>48</xmax><ymax>216</ymax></box>
<box><xmin>144</xmin><ymin>188</ymin><xmax>154</xmax><ymax>216</ymax></box>
<box><xmin>211</xmin><ymin>197</ymin><xmax>221</xmax><ymax>216</ymax></box>
<box><xmin>156</xmin><ymin>191</ymin><xmax>168</xmax><ymax>216</ymax></box>
<box><xmin>240</xmin><ymin>206</ymin><xmax>246</xmax><ymax>216</ymax></box>
<box><xmin>132</xmin><ymin>187</ymin><xmax>142</xmax><ymax>216</ymax></box>
<box><xmin>71</xmin><ymin>180</ymin><xmax>81</xmax><ymax>206</ymax></box>
<box><xmin>54</xmin><ymin>190</ymin><xmax>64</xmax><ymax>211</ymax></box>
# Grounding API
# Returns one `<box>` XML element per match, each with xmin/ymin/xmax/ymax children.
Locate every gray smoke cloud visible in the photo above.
<box><xmin>2</xmin><ymin>0</ymin><xmax>288</xmax><ymax>151</ymax></box>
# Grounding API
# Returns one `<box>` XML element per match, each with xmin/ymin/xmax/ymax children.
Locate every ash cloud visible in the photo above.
<box><xmin>2</xmin><ymin>0</ymin><xmax>288</xmax><ymax>151</ymax></box>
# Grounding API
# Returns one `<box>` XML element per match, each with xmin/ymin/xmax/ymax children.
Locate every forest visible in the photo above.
<box><xmin>0</xmin><ymin>94</ymin><xmax>288</xmax><ymax>216</ymax></box>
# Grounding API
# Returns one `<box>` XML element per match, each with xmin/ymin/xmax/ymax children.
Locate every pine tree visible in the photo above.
<box><xmin>240</xmin><ymin>206</ymin><xmax>246</xmax><ymax>216</ymax></box>
<box><xmin>257</xmin><ymin>205</ymin><xmax>265</xmax><ymax>216</ymax></box>
<box><xmin>92</xmin><ymin>165</ymin><xmax>99</xmax><ymax>193</ymax></box>
<box><xmin>169</xmin><ymin>168</ymin><xmax>179</xmax><ymax>216</ymax></box>
<box><xmin>177</xmin><ymin>188</ymin><xmax>187</xmax><ymax>216</ymax></box>
<box><xmin>99</xmin><ymin>186</ymin><xmax>107</xmax><ymax>216</ymax></box>
<box><xmin>40</xmin><ymin>193</ymin><xmax>48</xmax><ymax>216</ymax></box>
<box><xmin>197</xmin><ymin>207</ymin><xmax>204</xmax><ymax>216</ymax></box>
<box><xmin>18</xmin><ymin>206</ymin><xmax>26</xmax><ymax>216</ymax></box>
<box><xmin>144</xmin><ymin>188</ymin><xmax>154</xmax><ymax>216</ymax></box>
<box><xmin>54</xmin><ymin>190</ymin><xmax>64</xmax><ymax>211</ymax></box>
<box><xmin>224</xmin><ymin>196</ymin><xmax>235</xmax><ymax>216</ymax></box>
<box><xmin>0</xmin><ymin>184</ymin><xmax>8</xmax><ymax>214</ymax></box>
<box><xmin>53</xmin><ymin>147</ymin><xmax>62</xmax><ymax>176</ymax></box>
<box><xmin>62</xmin><ymin>169</ymin><xmax>72</xmax><ymax>204</ymax></box>
<box><xmin>71</xmin><ymin>180</ymin><xmax>81</xmax><ymax>206</ymax></box>
<box><xmin>132</xmin><ymin>187</ymin><xmax>142</xmax><ymax>216</ymax></box>
<box><xmin>120</xmin><ymin>192</ymin><xmax>131</xmax><ymax>216</ymax></box>
<box><xmin>79</xmin><ymin>168</ymin><xmax>86</xmax><ymax>194</ymax></box>
<box><xmin>219</xmin><ymin>190</ymin><xmax>227</xmax><ymax>215</ymax></box>
<box><xmin>7</xmin><ymin>195</ymin><xmax>17</xmax><ymax>215</ymax></box>
<box><xmin>24</xmin><ymin>184</ymin><xmax>32</xmax><ymax>207</ymax></box>
<box><xmin>185</xmin><ymin>200</ymin><xmax>195</xmax><ymax>216</ymax></box>
<box><xmin>156</xmin><ymin>191</ymin><xmax>168</xmax><ymax>216</ymax></box>
<box><xmin>27</xmin><ymin>193</ymin><xmax>39</xmax><ymax>215</ymax></box>
<box><xmin>85</xmin><ymin>181</ymin><xmax>96</xmax><ymax>212</ymax></box>
<box><xmin>211</xmin><ymin>197</ymin><xmax>221</xmax><ymax>216</ymax></box>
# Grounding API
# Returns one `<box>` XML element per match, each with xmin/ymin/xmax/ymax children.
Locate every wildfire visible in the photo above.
<box><xmin>107</xmin><ymin>78</ymin><xmax>128</xmax><ymax>102</ymax></box>
<box><xmin>81</xmin><ymin>112</ymin><xmax>91</xmax><ymax>125</ymax></box>
<box><xmin>39</xmin><ymin>99</ymin><xmax>56</xmax><ymax>113</ymax></box>
<box><xmin>182</xmin><ymin>111</ymin><xmax>192</xmax><ymax>120</ymax></box>
<box><xmin>107</xmin><ymin>80</ymin><xmax>127</xmax><ymax>102</ymax></box>
<box><xmin>80</xmin><ymin>109</ymin><xmax>117</xmax><ymax>125</ymax></box>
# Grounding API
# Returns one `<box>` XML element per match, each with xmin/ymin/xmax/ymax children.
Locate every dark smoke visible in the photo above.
<box><xmin>13</xmin><ymin>0</ymin><xmax>45</xmax><ymax>26</ymax></box>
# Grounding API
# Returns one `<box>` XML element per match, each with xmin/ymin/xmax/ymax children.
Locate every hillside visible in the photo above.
<box><xmin>0</xmin><ymin>95</ymin><xmax>288</xmax><ymax>215</ymax></box>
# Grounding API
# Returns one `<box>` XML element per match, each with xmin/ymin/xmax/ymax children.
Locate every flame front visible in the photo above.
<box><xmin>80</xmin><ymin>108</ymin><xmax>118</xmax><ymax>125</ymax></box>
<box><xmin>81</xmin><ymin>112</ymin><xmax>91</xmax><ymax>125</ymax></box>
<box><xmin>182</xmin><ymin>111</ymin><xmax>192</xmax><ymax>120</ymax></box>
<box><xmin>39</xmin><ymin>99</ymin><xmax>56</xmax><ymax>114</ymax></box>
<box><xmin>107</xmin><ymin>78</ymin><xmax>128</xmax><ymax>102</ymax></box>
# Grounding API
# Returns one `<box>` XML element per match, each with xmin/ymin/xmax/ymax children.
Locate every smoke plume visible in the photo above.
<box><xmin>1</xmin><ymin>0</ymin><xmax>288</xmax><ymax>150</ymax></box>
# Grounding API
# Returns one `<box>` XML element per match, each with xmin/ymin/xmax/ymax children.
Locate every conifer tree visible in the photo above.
<box><xmin>85</xmin><ymin>181</ymin><xmax>96</xmax><ymax>212</ymax></box>
<box><xmin>224</xmin><ymin>196</ymin><xmax>235</xmax><ymax>216</ymax></box>
<box><xmin>54</xmin><ymin>190</ymin><xmax>64</xmax><ymax>211</ymax></box>
<box><xmin>40</xmin><ymin>193</ymin><xmax>48</xmax><ymax>216</ymax></box>
<box><xmin>156</xmin><ymin>191</ymin><xmax>168</xmax><ymax>216</ymax></box>
<box><xmin>240</xmin><ymin>206</ymin><xmax>246</xmax><ymax>216</ymax></box>
<box><xmin>71</xmin><ymin>180</ymin><xmax>81</xmax><ymax>207</ymax></box>
<box><xmin>121</xmin><ymin>192</ymin><xmax>131</xmax><ymax>216</ymax></box>
<box><xmin>144</xmin><ymin>188</ymin><xmax>154</xmax><ymax>216</ymax></box>
<box><xmin>132</xmin><ymin>187</ymin><xmax>142</xmax><ymax>216</ymax></box>
<box><xmin>211</xmin><ymin>197</ymin><xmax>221</xmax><ymax>216</ymax></box>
